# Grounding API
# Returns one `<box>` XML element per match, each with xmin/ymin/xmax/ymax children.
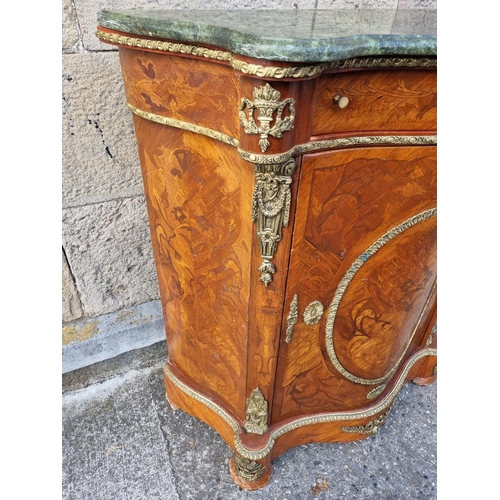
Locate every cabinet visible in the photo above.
<box><xmin>97</xmin><ymin>9</ymin><xmax>437</xmax><ymax>490</ymax></box>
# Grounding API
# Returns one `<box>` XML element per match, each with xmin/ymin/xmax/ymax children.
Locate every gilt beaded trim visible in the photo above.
<box><xmin>238</xmin><ymin>135</ymin><xmax>437</xmax><ymax>165</ymax></box>
<box><xmin>126</xmin><ymin>103</ymin><xmax>436</xmax><ymax>165</ymax></box>
<box><xmin>163</xmin><ymin>347</ymin><xmax>436</xmax><ymax>460</ymax></box>
<box><xmin>126</xmin><ymin>103</ymin><xmax>239</xmax><ymax>147</ymax></box>
<box><xmin>325</xmin><ymin>209</ymin><xmax>437</xmax><ymax>385</ymax></box>
<box><xmin>96</xmin><ymin>29</ymin><xmax>232</xmax><ymax>61</ymax></box>
<box><xmin>96</xmin><ymin>29</ymin><xmax>436</xmax><ymax>80</ymax></box>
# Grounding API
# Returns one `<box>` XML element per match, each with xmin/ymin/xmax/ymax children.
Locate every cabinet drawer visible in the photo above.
<box><xmin>312</xmin><ymin>69</ymin><xmax>437</xmax><ymax>136</ymax></box>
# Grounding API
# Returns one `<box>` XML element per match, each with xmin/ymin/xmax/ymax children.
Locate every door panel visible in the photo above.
<box><xmin>272</xmin><ymin>146</ymin><xmax>437</xmax><ymax>422</ymax></box>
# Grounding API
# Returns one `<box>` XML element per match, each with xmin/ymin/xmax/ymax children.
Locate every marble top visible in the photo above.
<box><xmin>97</xmin><ymin>9</ymin><xmax>437</xmax><ymax>63</ymax></box>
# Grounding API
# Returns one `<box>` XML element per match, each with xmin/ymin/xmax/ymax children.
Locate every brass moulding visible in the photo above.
<box><xmin>163</xmin><ymin>364</ymin><xmax>239</xmax><ymax>433</ymax></box>
<box><xmin>244</xmin><ymin>388</ymin><xmax>269</xmax><ymax>435</ymax></box>
<box><xmin>231</xmin><ymin>56</ymin><xmax>437</xmax><ymax>79</ymax></box>
<box><xmin>96</xmin><ymin>30</ymin><xmax>436</xmax><ymax>80</ymax></box>
<box><xmin>325</xmin><ymin>208</ymin><xmax>437</xmax><ymax>385</ymax></box>
<box><xmin>303</xmin><ymin>301</ymin><xmax>324</xmax><ymax>325</ymax></box>
<box><xmin>270</xmin><ymin>350</ymin><xmax>436</xmax><ymax>443</ymax></box>
<box><xmin>239</xmin><ymin>135</ymin><xmax>437</xmax><ymax>165</ymax></box>
<box><xmin>126</xmin><ymin>103</ymin><xmax>239</xmax><ymax>147</ymax></box>
<box><xmin>232</xmin><ymin>455</ymin><xmax>266</xmax><ymax>482</ymax></box>
<box><xmin>163</xmin><ymin>348</ymin><xmax>436</xmax><ymax>460</ymax></box>
<box><xmin>95</xmin><ymin>29</ymin><xmax>232</xmax><ymax>62</ymax></box>
<box><xmin>239</xmin><ymin>83</ymin><xmax>295</xmax><ymax>152</ymax></box>
<box><xmin>341</xmin><ymin>405</ymin><xmax>394</xmax><ymax>435</ymax></box>
<box><xmin>124</xmin><ymin>104</ymin><xmax>436</xmax><ymax>166</ymax></box>
<box><xmin>367</xmin><ymin>384</ymin><xmax>386</xmax><ymax>400</ymax></box>
<box><xmin>285</xmin><ymin>294</ymin><xmax>299</xmax><ymax>343</ymax></box>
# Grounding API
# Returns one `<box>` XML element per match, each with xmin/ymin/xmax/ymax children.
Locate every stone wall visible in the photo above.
<box><xmin>61</xmin><ymin>0</ymin><xmax>436</xmax><ymax>372</ymax></box>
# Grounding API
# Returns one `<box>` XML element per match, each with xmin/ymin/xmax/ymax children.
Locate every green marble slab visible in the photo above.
<box><xmin>97</xmin><ymin>9</ymin><xmax>436</xmax><ymax>63</ymax></box>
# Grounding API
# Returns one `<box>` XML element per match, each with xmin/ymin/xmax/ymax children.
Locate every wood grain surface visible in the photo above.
<box><xmin>133</xmin><ymin>117</ymin><xmax>254</xmax><ymax>419</ymax></box>
<box><xmin>119</xmin><ymin>47</ymin><xmax>240</xmax><ymax>138</ymax></box>
<box><xmin>272</xmin><ymin>146</ymin><xmax>437</xmax><ymax>423</ymax></box>
<box><xmin>312</xmin><ymin>69</ymin><xmax>436</xmax><ymax>136</ymax></box>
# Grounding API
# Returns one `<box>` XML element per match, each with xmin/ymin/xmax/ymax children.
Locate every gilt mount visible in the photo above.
<box><xmin>252</xmin><ymin>159</ymin><xmax>296</xmax><ymax>286</ymax></box>
<box><xmin>285</xmin><ymin>294</ymin><xmax>299</xmax><ymax>343</ymax></box>
<box><xmin>232</xmin><ymin>455</ymin><xmax>266</xmax><ymax>482</ymax></box>
<box><xmin>341</xmin><ymin>406</ymin><xmax>393</xmax><ymax>435</ymax></box>
<box><xmin>244</xmin><ymin>387</ymin><xmax>269</xmax><ymax>435</ymax></box>
<box><xmin>239</xmin><ymin>83</ymin><xmax>295</xmax><ymax>152</ymax></box>
<box><xmin>303</xmin><ymin>301</ymin><xmax>324</xmax><ymax>325</ymax></box>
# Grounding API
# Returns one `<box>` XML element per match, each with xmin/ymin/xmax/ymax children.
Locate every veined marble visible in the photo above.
<box><xmin>97</xmin><ymin>9</ymin><xmax>436</xmax><ymax>62</ymax></box>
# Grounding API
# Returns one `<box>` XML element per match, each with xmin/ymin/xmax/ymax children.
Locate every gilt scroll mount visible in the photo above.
<box><xmin>341</xmin><ymin>405</ymin><xmax>393</xmax><ymax>435</ymax></box>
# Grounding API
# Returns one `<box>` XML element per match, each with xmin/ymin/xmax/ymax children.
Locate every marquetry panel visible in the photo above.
<box><xmin>330</xmin><ymin>216</ymin><xmax>437</xmax><ymax>382</ymax></box>
<box><xmin>118</xmin><ymin>47</ymin><xmax>240</xmax><ymax>138</ymax></box>
<box><xmin>132</xmin><ymin>118</ymin><xmax>254</xmax><ymax>418</ymax></box>
<box><xmin>312</xmin><ymin>69</ymin><xmax>436</xmax><ymax>136</ymax></box>
<box><xmin>272</xmin><ymin>145</ymin><xmax>436</xmax><ymax>422</ymax></box>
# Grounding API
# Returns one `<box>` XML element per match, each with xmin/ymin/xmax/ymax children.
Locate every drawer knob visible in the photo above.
<box><xmin>333</xmin><ymin>94</ymin><xmax>349</xmax><ymax>109</ymax></box>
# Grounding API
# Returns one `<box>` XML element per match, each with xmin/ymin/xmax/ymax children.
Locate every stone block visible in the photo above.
<box><xmin>62</xmin><ymin>196</ymin><xmax>160</xmax><ymax>317</ymax></box>
<box><xmin>62</xmin><ymin>52</ymin><xmax>144</xmax><ymax>208</ymax></box>
<box><xmin>397</xmin><ymin>0</ymin><xmax>437</xmax><ymax>8</ymax></box>
<box><xmin>62</xmin><ymin>300</ymin><xmax>165</xmax><ymax>373</ymax></box>
<box><xmin>62</xmin><ymin>0</ymin><xmax>80</xmax><ymax>52</ymax></box>
<box><xmin>62</xmin><ymin>250</ymin><xmax>84</xmax><ymax>322</ymax></box>
<box><xmin>392</xmin><ymin>6</ymin><xmax>436</xmax><ymax>34</ymax></box>
<box><xmin>76</xmin><ymin>0</ymin><xmax>317</xmax><ymax>52</ymax></box>
<box><xmin>313</xmin><ymin>2</ymin><xmax>396</xmax><ymax>33</ymax></box>
<box><xmin>317</xmin><ymin>0</ymin><xmax>398</xmax><ymax>8</ymax></box>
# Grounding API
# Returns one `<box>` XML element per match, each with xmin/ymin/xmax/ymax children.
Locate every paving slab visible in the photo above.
<box><xmin>63</xmin><ymin>365</ymin><xmax>180</xmax><ymax>500</ymax></box>
<box><xmin>62</xmin><ymin>342</ymin><xmax>436</xmax><ymax>499</ymax></box>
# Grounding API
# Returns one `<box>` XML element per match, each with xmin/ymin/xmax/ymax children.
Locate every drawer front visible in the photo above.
<box><xmin>312</xmin><ymin>69</ymin><xmax>436</xmax><ymax>136</ymax></box>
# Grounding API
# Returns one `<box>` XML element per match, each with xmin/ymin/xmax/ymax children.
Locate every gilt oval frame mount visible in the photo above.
<box><xmin>324</xmin><ymin>208</ymin><xmax>437</xmax><ymax>385</ymax></box>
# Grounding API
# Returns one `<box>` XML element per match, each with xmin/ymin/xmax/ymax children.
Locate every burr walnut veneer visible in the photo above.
<box><xmin>97</xmin><ymin>9</ymin><xmax>437</xmax><ymax>490</ymax></box>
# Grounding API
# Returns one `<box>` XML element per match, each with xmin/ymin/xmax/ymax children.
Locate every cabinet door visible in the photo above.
<box><xmin>271</xmin><ymin>146</ymin><xmax>437</xmax><ymax>423</ymax></box>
